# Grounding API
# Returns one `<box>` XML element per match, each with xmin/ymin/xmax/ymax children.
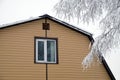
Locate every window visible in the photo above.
<box><xmin>35</xmin><ymin>37</ymin><xmax>58</xmax><ymax>64</ymax></box>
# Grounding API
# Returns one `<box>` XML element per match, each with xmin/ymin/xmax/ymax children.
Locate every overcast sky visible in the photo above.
<box><xmin>0</xmin><ymin>0</ymin><xmax>120</xmax><ymax>79</ymax></box>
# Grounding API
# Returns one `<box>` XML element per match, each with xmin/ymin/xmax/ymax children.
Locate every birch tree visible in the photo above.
<box><xmin>54</xmin><ymin>0</ymin><xmax>120</xmax><ymax>68</ymax></box>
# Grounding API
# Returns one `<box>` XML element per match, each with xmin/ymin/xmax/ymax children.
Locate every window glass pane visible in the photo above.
<box><xmin>38</xmin><ymin>41</ymin><xmax>44</xmax><ymax>61</ymax></box>
<box><xmin>47</xmin><ymin>40</ymin><xmax>56</xmax><ymax>62</ymax></box>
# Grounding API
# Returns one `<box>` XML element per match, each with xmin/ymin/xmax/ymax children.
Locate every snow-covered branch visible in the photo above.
<box><xmin>55</xmin><ymin>0</ymin><xmax>120</xmax><ymax>68</ymax></box>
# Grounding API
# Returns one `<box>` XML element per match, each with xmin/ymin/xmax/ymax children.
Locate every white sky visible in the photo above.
<box><xmin>0</xmin><ymin>0</ymin><xmax>120</xmax><ymax>79</ymax></box>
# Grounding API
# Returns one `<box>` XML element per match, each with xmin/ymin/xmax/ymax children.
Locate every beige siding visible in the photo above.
<box><xmin>0</xmin><ymin>19</ymin><xmax>110</xmax><ymax>80</ymax></box>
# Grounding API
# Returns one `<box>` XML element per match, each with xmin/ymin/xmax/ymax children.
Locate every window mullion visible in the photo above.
<box><xmin>36</xmin><ymin>40</ymin><xmax>38</xmax><ymax>62</ymax></box>
<box><xmin>44</xmin><ymin>40</ymin><xmax>47</xmax><ymax>62</ymax></box>
<box><xmin>54</xmin><ymin>41</ymin><xmax>56</xmax><ymax>62</ymax></box>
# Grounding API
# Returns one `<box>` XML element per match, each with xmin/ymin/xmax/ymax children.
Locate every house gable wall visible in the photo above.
<box><xmin>0</xmin><ymin>19</ymin><xmax>110</xmax><ymax>80</ymax></box>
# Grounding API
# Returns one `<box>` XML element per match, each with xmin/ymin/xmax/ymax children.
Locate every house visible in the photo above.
<box><xmin>0</xmin><ymin>14</ymin><xmax>115</xmax><ymax>80</ymax></box>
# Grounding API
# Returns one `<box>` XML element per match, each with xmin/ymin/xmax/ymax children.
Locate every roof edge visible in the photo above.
<box><xmin>0</xmin><ymin>14</ymin><xmax>93</xmax><ymax>41</ymax></box>
<box><xmin>40</xmin><ymin>14</ymin><xmax>93</xmax><ymax>41</ymax></box>
<box><xmin>0</xmin><ymin>16</ymin><xmax>40</xmax><ymax>29</ymax></box>
<box><xmin>102</xmin><ymin>57</ymin><xmax>116</xmax><ymax>80</ymax></box>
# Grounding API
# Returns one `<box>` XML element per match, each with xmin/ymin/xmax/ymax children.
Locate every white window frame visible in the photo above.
<box><xmin>35</xmin><ymin>38</ymin><xmax>57</xmax><ymax>63</ymax></box>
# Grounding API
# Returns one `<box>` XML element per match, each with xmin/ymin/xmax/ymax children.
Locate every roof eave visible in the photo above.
<box><xmin>40</xmin><ymin>14</ymin><xmax>93</xmax><ymax>41</ymax></box>
<box><xmin>102</xmin><ymin>57</ymin><xmax>116</xmax><ymax>80</ymax></box>
<box><xmin>0</xmin><ymin>14</ymin><xmax>93</xmax><ymax>41</ymax></box>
